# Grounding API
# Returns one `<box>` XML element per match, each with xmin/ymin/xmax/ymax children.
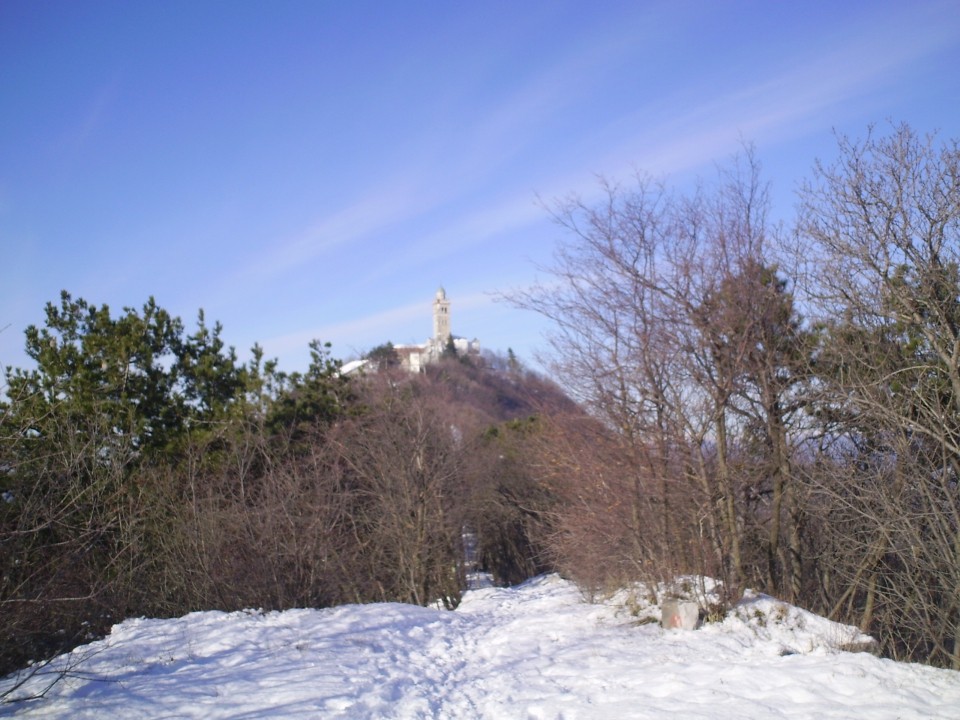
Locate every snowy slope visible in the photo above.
<box><xmin>3</xmin><ymin>574</ymin><xmax>960</xmax><ymax>719</ymax></box>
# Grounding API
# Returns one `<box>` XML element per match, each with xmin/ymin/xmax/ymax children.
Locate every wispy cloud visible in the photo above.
<box><xmin>260</xmin><ymin>300</ymin><xmax>430</xmax><ymax>359</ymax></box>
<box><xmin>237</xmin><ymin>182</ymin><xmax>431</xmax><ymax>283</ymax></box>
<box><xmin>231</xmin><ymin>6</ymin><xmax>673</xmax><ymax>297</ymax></box>
<box><xmin>360</xmin><ymin>195</ymin><xmax>546</xmax><ymax>285</ymax></box>
<box><xmin>48</xmin><ymin>78</ymin><xmax>121</xmax><ymax>165</ymax></box>
<box><xmin>574</xmin><ymin>1</ymin><xmax>960</xmax><ymax>186</ymax></box>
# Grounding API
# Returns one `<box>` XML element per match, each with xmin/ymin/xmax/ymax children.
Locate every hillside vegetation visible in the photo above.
<box><xmin>0</xmin><ymin>306</ymin><xmax>574</xmax><ymax>679</ymax></box>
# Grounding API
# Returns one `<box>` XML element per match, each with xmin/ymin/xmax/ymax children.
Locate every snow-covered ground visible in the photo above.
<box><xmin>4</xmin><ymin>574</ymin><xmax>960</xmax><ymax>719</ymax></box>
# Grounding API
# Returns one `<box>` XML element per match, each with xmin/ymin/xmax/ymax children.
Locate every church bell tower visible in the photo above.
<box><xmin>433</xmin><ymin>286</ymin><xmax>451</xmax><ymax>344</ymax></box>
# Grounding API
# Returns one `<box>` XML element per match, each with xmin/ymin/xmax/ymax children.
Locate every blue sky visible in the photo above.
<box><xmin>2</xmin><ymin>0</ymin><xmax>959</xmax><ymax>377</ymax></box>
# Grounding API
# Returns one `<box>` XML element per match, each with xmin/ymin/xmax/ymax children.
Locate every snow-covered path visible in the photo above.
<box><xmin>4</xmin><ymin>574</ymin><xmax>960</xmax><ymax>718</ymax></box>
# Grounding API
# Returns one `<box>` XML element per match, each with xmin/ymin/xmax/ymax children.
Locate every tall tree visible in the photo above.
<box><xmin>267</xmin><ymin>340</ymin><xmax>350</xmax><ymax>438</ymax></box>
<box><xmin>5</xmin><ymin>291</ymin><xmax>184</xmax><ymax>453</ymax></box>
<box><xmin>177</xmin><ymin>310</ymin><xmax>244</xmax><ymax>426</ymax></box>
<box><xmin>0</xmin><ymin>292</ymin><xmax>254</xmax><ymax>676</ymax></box>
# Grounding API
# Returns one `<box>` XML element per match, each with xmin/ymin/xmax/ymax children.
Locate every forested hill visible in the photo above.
<box><xmin>0</xmin><ymin>296</ymin><xmax>578</xmax><ymax>679</ymax></box>
<box><xmin>419</xmin><ymin>352</ymin><xmax>580</xmax><ymax>425</ymax></box>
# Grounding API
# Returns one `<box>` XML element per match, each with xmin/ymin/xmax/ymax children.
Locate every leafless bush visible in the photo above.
<box><xmin>329</xmin><ymin>373</ymin><xmax>468</xmax><ymax>608</ymax></box>
<box><xmin>1</xmin><ymin>410</ymin><xmax>147</xmax><ymax>677</ymax></box>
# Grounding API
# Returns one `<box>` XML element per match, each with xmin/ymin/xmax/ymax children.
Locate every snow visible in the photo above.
<box><xmin>4</xmin><ymin>574</ymin><xmax>960</xmax><ymax>719</ymax></box>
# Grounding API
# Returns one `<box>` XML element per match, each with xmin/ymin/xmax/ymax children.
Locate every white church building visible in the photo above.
<box><xmin>394</xmin><ymin>287</ymin><xmax>480</xmax><ymax>372</ymax></box>
<box><xmin>341</xmin><ymin>287</ymin><xmax>480</xmax><ymax>376</ymax></box>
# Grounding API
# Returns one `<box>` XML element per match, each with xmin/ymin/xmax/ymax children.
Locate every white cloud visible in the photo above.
<box><xmin>248</xmin><ymin>185</ymin><xmax>429</xmax><ymax>280</ymax></box>
<box><xmin>260</xmin><ymin>300</ymin><xmax>430</xmax><ymax>359</ymax></box>
<box><xmin>564</xmin><ymin>1</ymin><xmax>960</xmax><ymax>189</ymax></box>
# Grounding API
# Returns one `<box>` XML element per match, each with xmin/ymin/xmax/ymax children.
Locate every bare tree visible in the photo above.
<box><xmin>507</xmin><ymin>152</ymin><xmax>806</xmax><ymax>603</ymax></box>
<box><xmin>798</xmin><ymin>122</ymin><xmax>960</xmax><ymax>667</ymax></box>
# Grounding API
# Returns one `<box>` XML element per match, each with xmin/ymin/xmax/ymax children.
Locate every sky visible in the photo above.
<box><xmin>2</xmin><ymin>0</ymin><xmax>960</xmax><ymax>378</ymax></box>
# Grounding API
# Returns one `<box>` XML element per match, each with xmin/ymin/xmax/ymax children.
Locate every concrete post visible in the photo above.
<box><xmin>661</xmin><ymin>600</ymin><xmax>700</xmax><ymax>630</ymax></box>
